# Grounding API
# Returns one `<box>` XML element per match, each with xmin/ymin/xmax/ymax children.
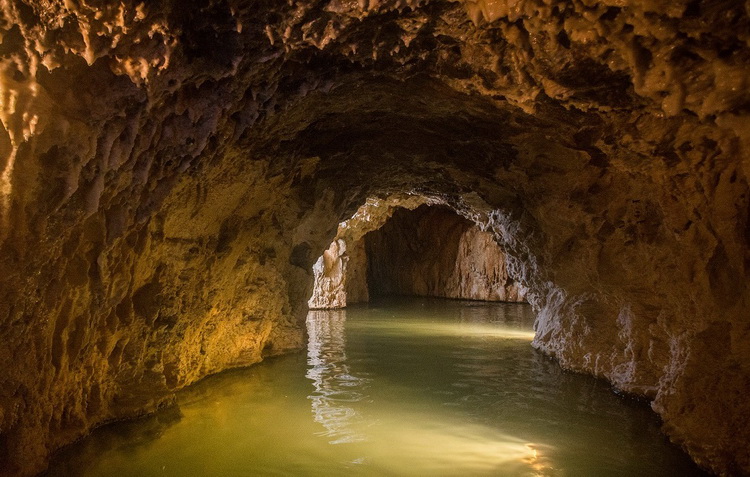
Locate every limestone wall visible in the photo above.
<box><xmin>0</xmin><ymin>0</ymin><xmax>748</xmax><ymax>475</ymax></box>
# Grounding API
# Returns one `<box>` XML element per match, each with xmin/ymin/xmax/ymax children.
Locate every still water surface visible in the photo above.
<box><xmin>48</xmin><ymin>298</ymin><xmax>707</xmax><ymax>476</ymax></box>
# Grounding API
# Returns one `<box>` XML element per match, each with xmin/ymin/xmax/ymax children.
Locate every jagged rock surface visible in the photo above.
<box><xmin>308</xmin><ymin>196</ymin><xmax>427</xmax><ymax>309</ymax></box>
<box><xmin>308</xmin><ymin>236</ymin><xmax>371</xmax><ymax>309</ymax></box>
<box><xmin>0</xmin><ymin>0</ymin><xmax>748</xmax><ymax>475</ymax></box>
<box><xmin>309</xmin><ymin>238</ymin><xmax>350</xmax><ymax>309</ymax></box>
<box><xmin>309</xmin><ymin>202</ymin><xmax>524</xmax><ymax>308</ymax></box>
<box><xmin>366</xmin><ymin>205</ymin><xmax>526</xmax><ymax>301</ymax></box>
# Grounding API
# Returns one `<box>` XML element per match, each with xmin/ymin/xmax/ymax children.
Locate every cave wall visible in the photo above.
<box><xmin>366</xmin><ymin>205</ymin><xmax>526</xmax><ymax>301</ymax></box>
<box><xmin>0</xmin><ymin>0</ymin><xmax>748</xmax><ymax>475</ymax></box>
<box><xmin>308</xmin><ymin>200</ymin><xmax>524</xmax><ymax>308</ymax></box>
<box><xmin>345</xmin><ymin>238</ymin><xmax>370</xmax><ymax>304</ymax></box>
<box><xmin>308</xmin><ymin>236</ymin><xmax>370</xmax><ymax>309</ymax></box>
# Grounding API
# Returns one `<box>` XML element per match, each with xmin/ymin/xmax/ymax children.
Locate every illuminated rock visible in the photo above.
<box><xmin>0</xmin><ymin>0</ymin><xmax>748</xmax><ymax>475</ymax></box>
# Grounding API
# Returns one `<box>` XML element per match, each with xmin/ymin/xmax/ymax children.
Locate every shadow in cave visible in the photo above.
<box><xmin>42</xmin><ymin>405</ymin><xmax>184</xmax><ymax>477</ymax></box>
<box><xmin>309</xmin><ymin>202</ymin><xmax>528</xmax><ymax>310</ymax></box>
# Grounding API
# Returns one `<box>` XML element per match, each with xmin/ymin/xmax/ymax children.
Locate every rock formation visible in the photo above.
<box><xmin>308</xmin><ymin>237</ymin><xmax>370</xmax><ymax>309</ymax></box>
<box><xmin>0</xmin><ymin>0</ymin><xmax>748</xmax><ymax>475</ymax></box>
<box><xmin>366</xmin><ymin>205</ymin><xmax>526</xmax><ymax>301</ymax></box>
<box><xmin>309</xmin><ymin>239</ymin><xmax>352</xmax><ymax>309</ymax></box>
<box><xmin>308</xmin><ymin>198</ymin><xmax>523</xmax><ymax>308</ymax></box>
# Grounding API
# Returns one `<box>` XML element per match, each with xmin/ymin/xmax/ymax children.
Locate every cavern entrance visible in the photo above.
<box><xmin>309</xmin><ymin>203</ymin><xmax>527</xmax><ymax>309</ymax></box>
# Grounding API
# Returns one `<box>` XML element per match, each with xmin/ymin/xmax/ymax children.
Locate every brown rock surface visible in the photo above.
<box><xmin>366</xmin><ymin>205</ymin><xmax>526</xmax><ymax>301</ymax></box>
<box><xmin>0</xmin><ymin>0</ymin><xmax>748</xmax><ymax>475</ymax></box>
<box><xmin>309</xmin><ymin>201</ymin><xmax>524</xmax><ymax>308</ymax></box>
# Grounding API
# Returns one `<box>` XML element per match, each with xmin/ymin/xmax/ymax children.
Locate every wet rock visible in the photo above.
<box><xmin>0</xmin><ymin>0</ymin><xmax>748</xmax><ymax>475</ymax></box>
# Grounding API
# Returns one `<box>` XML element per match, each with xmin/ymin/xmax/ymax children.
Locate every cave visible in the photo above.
<box><xmin>0</xmin><ymin>0</ymin><xmax>749</xmax><ymax>475</ymax></box>
<box><xmin>309</xmin><ymin>202</ymin><xmax>527</xmax><ymax>308</ymax></box>
<box><xmin>364</xmin><ymin>204</ymin><xmax>527</xmax><ymax>302</ymax></box>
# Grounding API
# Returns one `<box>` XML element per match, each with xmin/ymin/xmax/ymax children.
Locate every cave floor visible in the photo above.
<box><xmin>46</xmin><ymin>298</ymin><xmax>707</xmax><ymax>476</ymax></box>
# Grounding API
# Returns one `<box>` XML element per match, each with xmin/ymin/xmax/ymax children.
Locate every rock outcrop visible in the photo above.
<box><xmin>0</xmin><ymin>0</ymin><xmax>748</xmax><ymax>475</ymax></box>
<box><xmin>366</xmin><ymin>205</ymin><xmax>526</xmax><ymax>301</ymax></box>
<box><xmin>309</xmin><ymin>239</ymin><xmax>351</xmax><ymax>309</ymax></box>
<box><xmin>308</xmin><ymin>237</ymin><xmax>371</xmax><ymax>309</ymax></box>
<box><xmin>308</xmin><ymin>195</ymin><xmax>429</xmax><ymax>309</ymax></box>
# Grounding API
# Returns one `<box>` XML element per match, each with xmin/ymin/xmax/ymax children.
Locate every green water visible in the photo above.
<box><xmin>47</xmin><ymin>298</ymin><xmax>707</xmax><ymax>476</ymax></box>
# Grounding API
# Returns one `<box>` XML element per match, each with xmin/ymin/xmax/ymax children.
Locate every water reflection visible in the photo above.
<box><xmin>306</xmin><ymin>309</ymin><xmax>370</xmax><ymax>444</ymax></box>
<box><xmin>44</xmin><ymin>298</ymin><xmax>708</xmax><ymax>477</ymax></box>
<box><xmin>305</xmin><ymin>305</ymin><xmax>543</xmax><ymax>474</ymax></box>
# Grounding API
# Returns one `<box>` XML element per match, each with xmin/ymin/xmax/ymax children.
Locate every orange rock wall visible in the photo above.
<box><xmin>0</xmin><ymin>0</ymin><xmax>748</xmax><ymax>474</ymax></box>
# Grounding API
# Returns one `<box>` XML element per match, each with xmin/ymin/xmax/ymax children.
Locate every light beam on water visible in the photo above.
<box><xmin>46</xmin><ymin>297</ymin><xmax>708</xmax><ymax>477</ymax></box>
<box><xmin>305</xmin><ymin>308</ymin><xmax>541</xmax><ymax>473</ymax></box>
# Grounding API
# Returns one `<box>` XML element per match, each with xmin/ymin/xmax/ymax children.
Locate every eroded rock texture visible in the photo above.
<box><xmin>366</xmin><ymin>205</ymin><xmax>526</xmax><ymax>301</ymax></box>
<box><xmin>0</xmin><ymin>0</ymin><xmax>749</xmax><ymax>475</ymax></box>
<box><xmin>309</xmin><ymin>239</ymin><xmax>352</xmax><ymax>309</ymax></box>
<box><xmin>307</xmin><ymin>197</ymin><xmax>521</xmax><ymax>308</ymax></box>
<box><xmin>307</xmin><ymin>195</ymin><xmax>431</xmax><ymax>309</ymax></box>
<box><xmin>308</xmin><ymin>236</ymin><xmax>370</xmax><ymax>308</ymax></box>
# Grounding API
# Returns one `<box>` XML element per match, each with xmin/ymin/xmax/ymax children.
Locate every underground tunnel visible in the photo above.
<box><xmin>0</xmin><ymin>0</ymin><xmax>749</xmax><ymax>475</ymax></box>
<box><xmin>309</xmin><ymin>201</ymin><xmax>527</xmax><ymax>309</ymax></box>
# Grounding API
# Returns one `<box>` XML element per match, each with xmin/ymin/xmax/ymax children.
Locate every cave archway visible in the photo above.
<box><xmin>308</xmin><ymin>200</ymin><xmax>528</xmax><ymax>308</ymax></box>
<box><xmin>365</xmin><ymin>204</ymin><xmax>527</xmax><ymax>302</ymax></box>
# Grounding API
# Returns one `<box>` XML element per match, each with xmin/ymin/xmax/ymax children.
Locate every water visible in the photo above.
<box><xmin>47</xmin><ymin>297</ymin><xmax>707</xmax><ymax>476</ymax></box>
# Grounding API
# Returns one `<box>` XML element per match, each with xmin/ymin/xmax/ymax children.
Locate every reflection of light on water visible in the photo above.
<box><xmin>380</xmin><ymin>422</ymin><xmax>535</xmax><ymax>467</ymax></box>
<box><xmin>306</xmin><ymin>310</ymin><xmax>369</xmax><ymax>444</ymax></box>
<box><xmin>46</xmin><ymin>299</ymin><xmax>705</xmax><ymax>477</ymax></box>
<box><xmin>305</xmin><ymin>309</ymin><xmax>552</xmax><ymax>474</ymax></box>
<box><xmin>349</xmin><ymin>416</ymin><xmax>552</xmax><ymax>475</ymax></box>
<box><xmin>352</xmin><ymin>320</ymin><xmax>536</xmax><ymax>340</ymax></box>
<box><xmin>524</xmin><ymin>443</ymin><xmax>556</xmax><ymax>476</ymax></box>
